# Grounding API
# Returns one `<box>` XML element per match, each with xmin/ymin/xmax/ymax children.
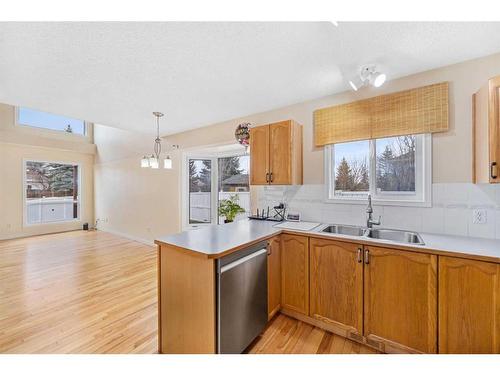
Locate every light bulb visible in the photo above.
<box><xmin>372</xmin><ymin>72</ymin><xmax>386</xmax><ymax>88</ymax></box>
<box><xmin>141</xmin><ymin>156</ymin><xmax>149</xmax><ymax>168</ymax></box>
<box><xmin>164</xmin><ymin>156</ymin><xmax>172</xmax><ymax>169</ymax></box>
<box><xmin>349</xmin><ymin>80</ymin><xmax>358</xmax><ymax>91</ymax></box>
<box><xmin>150</xmin><ymin>157</ymin><xmax>159</xmax><ymax>169</ymax></box>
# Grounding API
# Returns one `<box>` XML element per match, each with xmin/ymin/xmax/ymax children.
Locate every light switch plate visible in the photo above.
<box><xmin>472</xmin><ymin>209</ymin><xmax>487</xmax><ymax>224</ymax></box>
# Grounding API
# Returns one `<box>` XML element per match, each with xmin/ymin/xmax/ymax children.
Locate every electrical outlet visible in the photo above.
<box><xmin>472</xmin><ymin>209</ymin><xmax>487</xmax><ymax>224</ymax></box>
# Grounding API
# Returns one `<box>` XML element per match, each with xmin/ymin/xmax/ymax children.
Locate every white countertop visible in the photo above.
<box><xmin>155</xmin><ymin>220</ymin><xmax>500</xmax><ymax>262</ymax></box>
<box><xmin>155</xmin><ymin>220</ymin><xmax>281</xmax><ymax>257</ymax></box>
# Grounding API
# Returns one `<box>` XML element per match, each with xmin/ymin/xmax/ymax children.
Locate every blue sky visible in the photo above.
<box><xmin>191</xmin><ymin>155</ymin><xmax>249</xmax><ymax>176</ymax></box>
<box><xmin>334</xmin><ymin>140</ymin><xmax>369</xmax><ymax>170</ymax></box>
<box><xmin>333</xmin><ymin>137</ymin><xmax>402</xmax><ymax>170</ymax></box>
<box><xmin>18</xmin><ymin>107</ymin><xmax>85</xmax><ymax>134</ymax></box>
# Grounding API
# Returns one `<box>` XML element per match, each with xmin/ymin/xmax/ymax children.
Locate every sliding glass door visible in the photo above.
<box><xmin>184</xmin><ymin>152</ymin><xmax>250</xmax><ymax>228</ymax></box>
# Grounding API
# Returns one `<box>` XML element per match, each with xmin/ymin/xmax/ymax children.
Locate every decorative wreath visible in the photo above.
<box><xmin>235</xmin><ymin>122</ymin><xmax>251</xmax><ymax>147</ymax></box>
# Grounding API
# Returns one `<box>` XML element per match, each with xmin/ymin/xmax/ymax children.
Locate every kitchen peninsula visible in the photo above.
<box><xmin>156</xmin><ymin>219</ymin><xmax>500</xmax><ymax>354</ymax></box>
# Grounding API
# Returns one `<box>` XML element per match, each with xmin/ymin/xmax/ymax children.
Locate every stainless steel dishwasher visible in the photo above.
<box><xmin>217</xmin><ymin>240</ymin><xmax>268</xmax><ymax>354</ymax></box>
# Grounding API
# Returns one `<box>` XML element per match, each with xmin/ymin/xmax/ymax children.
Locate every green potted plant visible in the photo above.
<box><xmin>218</xmin><ymin>194</ymin><xmax>246</xmax><ymax>223</ymax></box>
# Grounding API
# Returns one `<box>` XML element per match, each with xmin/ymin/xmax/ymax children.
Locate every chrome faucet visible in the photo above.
<box><xmin>366</xmin><ymin>194</ymin><xmax>381</xmax><ymax>228</ymax></box>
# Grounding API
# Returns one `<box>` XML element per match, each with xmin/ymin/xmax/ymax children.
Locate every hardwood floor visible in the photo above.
<box><xmin>248</xmin><ymin>314</ymin><xmax>379</xmax><ymax>354</ymax></box>
<box><xmin>0</xmin><ymin>230</ymin><xmax>378</xmax><ymax>354</ymax></box>
<box><xmin>0</xmin><ymin>230</ymin><xmax>158</xmax><ymax>354</ymax></box>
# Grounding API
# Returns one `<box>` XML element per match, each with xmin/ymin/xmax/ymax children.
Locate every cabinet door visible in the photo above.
<box><xmin>364</xmin><ymin>246</ymin><xmax>437</xmax><ymax>353</ymax></box>
<box><xmin>249</xmin><ymin>125</ymin><xmax>270</xmax><ymax>185</ymax></box>
<box><xmin>269</xmin><ymin>120</ymin><xmax>291</xmax><ymax>185</ymax></box>
<box><xmin>281</xmin><ymin>234</ymin><xmax>309</xmax><ymax>315</ymax></box>
<box><xmin>267</xmin><ymin>236</ymin><xmax>281</xmax><ymax>320</ymax></box>
<box><xmin>439</xmin><ymin>256</ymin><xmax>500</xmax><ymax>353</ymax></box>
<box><xmin>488</xmin><ymin>77</ymin><xmax>500</xmax><ymax>183</ymax></box>
<box><xmin>310</xmin><ymin>239</ymin><xmax>363</xmax><ymax>338</ymax></box>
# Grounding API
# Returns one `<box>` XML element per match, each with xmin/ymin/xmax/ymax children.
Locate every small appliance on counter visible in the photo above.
<box><xmin>286</xmin><ymin>212</ymin><xmax>301</xmax><ymax>222</ymax></box>
<box><xmin>248</xmin><ymin>203</ymin><xmax>286</xmax><ymax>222</ymax></box>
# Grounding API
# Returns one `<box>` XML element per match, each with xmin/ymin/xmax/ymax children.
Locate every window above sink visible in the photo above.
<box><xmin>324</xmin><ymin>134</ymin><xmax>432</xmax><ymax>207</ymax></box>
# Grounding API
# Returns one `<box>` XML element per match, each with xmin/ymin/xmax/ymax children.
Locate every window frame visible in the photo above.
<box><xmin>16</xmin><ymin>107</ymin><xmax>88</xmax><ymax>138</ymax></box>
<box><xmin>324</xmin><ymin>133</ymin><xmax>432</xmax><ymax>207</ymax></box>
<box><xmin>23</xmin><ymin>159</ymin><xmax>83</xmax><ymax>227</ymax></box>
<box><xmin>181</xmin><ymin>145</ymin><xmax>250</xmax><ymax>230</ymax></box>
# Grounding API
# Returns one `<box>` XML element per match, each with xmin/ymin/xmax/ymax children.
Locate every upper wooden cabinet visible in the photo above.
<box><xmin>267</xmin><ymin>236</ymin><xmax>281</xmax><ymax>320</ymax></box>
<box><xmin>363</xmin><ymin>246</ymin><xmax>438</xmax><ymax>353</ymax></box>
<box><xmin>439</xmin><ymin>256</ymin><xmax>500</xmax><ymax>354</ymax></box>
<box><xmin>249</xmin><ymin>120</ymin><xmax>303</xmax><ymax>185</ymax></box>
<box><xmin>310</xmin><ymin>238</ymin><xmax>364</xmax><ymax>339</ymax></box>
<box><xmin>280</xmin><ymin>234</ymin><xmax>309</xmax><ymax>315</ymax></box>
<box><xmin>473</xmin><ymin>75</ymin><xmax>500</xmax><ymax>183</ymax></box>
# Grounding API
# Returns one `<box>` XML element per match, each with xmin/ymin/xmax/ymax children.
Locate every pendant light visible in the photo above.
<box><xmin>164</xmin><ymin>156</ymin><xmax>172</xmax><ymax>169</ymax></box>
<box><xmin>141</xmin><ymin>156</ymin><xmax>150</xmax><ymax>168</ymax></box>
<box><xmin>140</xmin><ymin>112</ymin><xmax>179</xmax><ymax>169</ymax></box>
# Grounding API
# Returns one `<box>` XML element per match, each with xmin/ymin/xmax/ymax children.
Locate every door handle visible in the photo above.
<box><xmin>357</xmin><ymin>247</ymin><xmax>363</xmax><ymax>263</ymax></box>
<box><xmin>491</xmin><ymin>162</ymin><xmax>497</xmax><ymax>179</ymax></box>
<box><xmin>364</xmin><ymin>249</ymin><xmax>370</xmax><ymax>264</ymax></box>
<box><xmin>267</xmin><ymin>242</ymin><xmax>272</xmax><ymax>256</ymax></box>
<box><xmin>270</xmin><ymin>172</ymin><xmax>273</xmax><ymax>183</ymax></box>
<box><xmin>265</xmin><ymin>173</ymin><xmax>269</xmax><ymax>183</ymax></box>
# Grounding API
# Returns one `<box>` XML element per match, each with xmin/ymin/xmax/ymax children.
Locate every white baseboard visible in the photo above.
<box><xmin>97</xmin><ymin>227</ymin><xmax>155</xmax><ymax>246</ymax></box>
<box><xmin>0</xmin><ymin>229</ymin><xmax>80</xmax><ymax>241</ymax></box>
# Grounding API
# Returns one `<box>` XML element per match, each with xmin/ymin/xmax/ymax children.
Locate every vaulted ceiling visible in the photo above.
<box><xmin>1</xmin><ymin>22</ymin><xmax>500</xmax><ymax>135</ymax></box>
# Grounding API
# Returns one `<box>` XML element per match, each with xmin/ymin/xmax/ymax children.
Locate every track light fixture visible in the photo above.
<box><xmin>349</xmin><ymin>65</ymin><xmax>386</xmax><ymax>91</ymax></box>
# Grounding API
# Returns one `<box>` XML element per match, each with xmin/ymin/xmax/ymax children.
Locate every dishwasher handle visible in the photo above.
<box><xmin>220</xmin><ymin>248</ymin><xmax>268</xmax><ymax>273</ymax></box>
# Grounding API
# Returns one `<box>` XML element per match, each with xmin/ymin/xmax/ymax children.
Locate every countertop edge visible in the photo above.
<box><xmin>155</xmin><ymin>227</ymin><xmax>500</xmax><ymax>263</ymax></box>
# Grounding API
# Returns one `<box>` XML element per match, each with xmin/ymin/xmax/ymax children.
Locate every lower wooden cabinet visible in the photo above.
<box><xmin>281</xmin><ymin>234</ymin><xmax>309</xmax><ymax>315</ymax></box>
<box><xmin>363</xmin><ymin>246</ymin><xmax>438</xmax><ymax>353</ymax></box>
<box><xmin>267</xmin><ymin>236</ymin><xmax>281</xmax><ymax>320</ymax></box>
<box><xmin>278</xmin><ymin>235</ymin><xmax>499</xmax><ymax>354</ymax></box>
<box><xmin>439</xmin><ymin>256</ymin><xmax>500</xmax><ymax>353</ymax></box>
<box><xmin>310</xmin><ymin>238</ymin><xmax>363</xmax><ymax>337</ymax></box>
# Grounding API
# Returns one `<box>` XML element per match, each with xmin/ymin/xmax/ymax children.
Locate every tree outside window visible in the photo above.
<box><xmin>333</xmin><ymin>135</ymin><xmax>417</xmax><ymax>198</ymax></box>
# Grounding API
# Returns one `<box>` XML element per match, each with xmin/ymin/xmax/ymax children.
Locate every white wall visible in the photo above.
<box><xmin>93</xmin><ymin>52</ymin><xmax>500</xmax><ymax>242</ymax></box>
<box><xmin>0</xmin><ymin>103</ymin><xmax>95</xmax><ymax>240</ymax></box>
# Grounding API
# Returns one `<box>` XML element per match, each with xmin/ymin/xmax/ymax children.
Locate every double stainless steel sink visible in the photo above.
<box><xmin>319</xmin><ymin>224</ymin><xmax>425</xmax><ymax>245</ymax></box>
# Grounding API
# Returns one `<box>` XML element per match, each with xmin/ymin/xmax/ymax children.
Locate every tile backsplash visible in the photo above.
<box><xmin>254</xmin><ymin>183</ymin><xmax>500</xmax><ymax>239</ymax></box>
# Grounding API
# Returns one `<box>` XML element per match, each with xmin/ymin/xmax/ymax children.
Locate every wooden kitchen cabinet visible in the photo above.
<box><xmin>473</xmin><ymin>75</ymin><xmax>500</xmax><ymax>183</ymax></box>
<box><xmin>363</xmin><ymin>246</ymin><xmax>438</xmax><ymax>353</ymax></box>
<box><xmin>249</xmin><ymin>125</ymin><xmax>270</xmax><ymax>185</ymax></box>
<box><xmin>249</xmin><ymin>120</ymin><xmax>303</xmax><ymax>185</ymax></box>
<box><xmin>281</xmin><ymin>234</ymin><xmax>309</xmax><ymax>315</ymax></box>
<box><xmin>439</xmin><ymin>256</ymin><xmax>500</xmax><ymax>353</ymax></box>
<box><xmin>309</xmin><ymin>238</ymin><xmax>363</xmax><ymax>339</ymax></box>
<box><xmin>267</xmin><ymin>236</ymin><xmax>281</xmax><ymax>320</ymax></box>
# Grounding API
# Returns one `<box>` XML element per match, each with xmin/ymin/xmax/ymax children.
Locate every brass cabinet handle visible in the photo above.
<box><xmin>270</xmin><ymin>172</ymin><xmax>273</xmax><ymax>183</ymax></box>
<box><xmin>357</xmin><ymin>247</ymin><xmax>363</xmax><ymax>263</ymax></box>
<box><xmin>364</xmin><ymin>249</ymin><xmax>370</xmax><ymax>264</ymax></box>
<box><xmin>265</xmin><ymin>173</ymin><xmax>269</xmax><ymax>183</ymax></box>
<box><xmin>491</xmin><ymin>162</ymin><xmax>497</xmax><ymax>179</ymax></box>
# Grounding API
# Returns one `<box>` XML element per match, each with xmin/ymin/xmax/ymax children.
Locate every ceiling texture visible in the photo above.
<box><xmin>1</xmin><ymin>22</ymin><xmax>500</xmax><ymax>135</ymax></box>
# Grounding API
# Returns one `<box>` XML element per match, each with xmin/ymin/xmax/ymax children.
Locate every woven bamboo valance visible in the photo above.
<box><xmin>314</xmin><ymin>82</ymin><xmax>449</xmax><ymax>146</ymax></box>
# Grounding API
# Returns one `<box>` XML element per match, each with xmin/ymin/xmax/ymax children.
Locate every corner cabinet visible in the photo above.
<box><xmin>439</xmin><ymin>256</ymin><xmax>500</xmax><ymax>353</ymax></box>
<box><xmin>249</xmin><ymin>120</ymin><xmax>303</xmax><ymax>185</ymax></box>
<box><xmin>267</xmin><ymin>236</ymin><xmax>281</xmax><ymax>320</ymax></box>
<box><xmin>280</xmin><ymin>234</ymin><xmax>309</xmax><ymax>315</ymax></box>
<box><xmin>473</xmin><ymin>75</ymin><xmax>500</xmax><ymax>183</ymax></box>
